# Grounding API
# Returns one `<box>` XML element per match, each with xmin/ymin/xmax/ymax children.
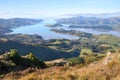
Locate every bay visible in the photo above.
<box><xmin>11</xmin><ymin>18</ymin><xmax>79</xmax><ymax>40</ymax></box>
<box><xmin>11</xmin><ymin>18</ymin><xmax>120</xmax><ymax>40</ymax></box>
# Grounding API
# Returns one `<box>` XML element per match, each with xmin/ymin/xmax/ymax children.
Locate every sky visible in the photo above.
<box><xmin>0</xmin><ymin>0</ymin><xmax>120</xmax><ymax>18</ymax></box>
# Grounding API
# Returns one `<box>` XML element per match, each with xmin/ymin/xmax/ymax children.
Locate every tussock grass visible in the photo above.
<box><xmin>3</xmin><ymin>52</ymin><xmax>120</xmax><ymax>80</ymax></box>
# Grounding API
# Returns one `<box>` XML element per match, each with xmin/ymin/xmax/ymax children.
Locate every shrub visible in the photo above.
<box><xmin>0</xmin><ymin>74</ymin><xmax>3</xmax><ymax>78</ymax></box>
<box><xmin>67</xmin><ymin>57</ymin><xmax>85</xmax><ymax>66</ymax></box>
<box><xmin>80</xmin><ymin>49</ymin><xmax>93</xmax><ymax>57</ymax></box>
<box><xmin>11</xmin><ymin>62</ymin><xmax>16</xmax><ymax>67</ymax></box>
<box><xmin>9</xmin><ymin>49</ymin><xmax>22</xmax><ymax>65</ymax></box>
<box><xmin>27</xmin><ymin>53</ymin><xmax>46</xmax><ymax>68</ymax></box>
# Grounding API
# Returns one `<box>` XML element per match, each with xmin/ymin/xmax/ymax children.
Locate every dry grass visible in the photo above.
<box><xmin>2</xmin><ymin>52</ymin><xmax>120</xmax><ymax>80</ymax></box>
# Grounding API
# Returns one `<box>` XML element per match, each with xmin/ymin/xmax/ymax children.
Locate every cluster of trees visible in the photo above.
<box><xmin>9</xmin><ymin>49</ymin><xmax>46</xmax><ymax>68</ymax></box>
<box><xmin>0</xmin><ymin>49</ymin><xmax>46</xmax><ymax>74</ymax></box>
<box><xmin>67</xmin><ymin>48</ymin><xmax>103</xmax><ymax>66</ymax></box>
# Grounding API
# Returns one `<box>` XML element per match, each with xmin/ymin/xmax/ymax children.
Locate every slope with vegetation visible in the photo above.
<box><xmin>0</xmin><ymin>33</ymin><xmax>120</xmax><ymax>61</ymax></box>
<box><xmin>0</xmin><ymin>49</ymin><xmax>46</xmax><ymax>77</ymax></box>
<box><xmin>1</xmin><ymin>49</ymin><xmax>120</xmax><ymax>80</ymax></box>
<box><xmin>0</xmin><ymin>34</ymin><xmax>44</xmax><ymax>44</ymax></box>
<box><xmin>0</xmin><ymin>40</ymin><xmax>73</xmax><ymax>61</ymax></box>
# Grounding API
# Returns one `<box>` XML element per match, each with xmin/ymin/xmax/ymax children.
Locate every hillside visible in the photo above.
<box><xmin>0</xmin><ymin>18</ymin><xmax>43</xmax><ymax>35</ymax></box>
<box><xmin>0</xmin><ymin>40</ymin><xmax>73</xmax><ymax>61</ymax></box>
<box><xmin>0</xmin><ymin>33</ymin><xmax>120</xmax><ymax>61</ymax></box>
<box><xmin>0</xmin><ymin>34</ymin><xmax>44</xmax><ymax>44</ymax></box>
<box><xmin>0</xmin><ymin>49</ymin><xmax>46</xmax><ymax>76</ymax></box>
<box><xmin>2</xmin><ymin>51</ymin><xmax>120</xmax><ymax>80</ymax></box>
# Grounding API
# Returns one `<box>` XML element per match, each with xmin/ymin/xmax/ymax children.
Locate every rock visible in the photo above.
<box><xmin>104</xmin><ymin>52</ymin><xmax>113</xmax><ymax>65</ymax></box>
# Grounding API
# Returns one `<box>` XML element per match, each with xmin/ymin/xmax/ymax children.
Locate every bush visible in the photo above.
<box><xmin>9</xmin><ymin>49</ymin><xmax>22</xmax><ymax>65</ymax></box>
<box><xmin>27</xmin><ymin>53</ymin><xmax>46</xmax><ymax>68</ymax></box>
<box><xmin>80</xmin><ymin>49</ymin><xmax>93</xmax><ymax>57</ymax></box>
<box><xmin>0</xmin><ymin>74</ymin><xmax>3</xmax><ymax>78</ymax></box>
<box><xmin>67</xmin><ymin>57</ymin><xmax>85</xmax><ymax>66</ymax></box>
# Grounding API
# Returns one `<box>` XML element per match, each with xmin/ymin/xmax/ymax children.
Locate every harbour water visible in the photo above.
<box><xmin>11</xmin><ymin>18</ymin><xmax>120</xmax><ymax>40</ymax></box>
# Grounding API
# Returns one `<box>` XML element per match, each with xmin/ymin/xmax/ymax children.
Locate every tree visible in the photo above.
<box><xmin>9</xmin><ymin>49</ymin><xmax>22</xmax><ymax>65</ymax></box>
<box><xmin>27</xmin><ymin>53</ymin><xmax>46</xmax><ymax>68</ymax></box>
<box><xmin>27</xmin><ymin>53</ymin><xmax>37</xmax><ymax>62</ymax></box>
<box><xmin>67</xmin><ymin>57</ymin><xmax>85</xmax><ymax>66</ymax></box>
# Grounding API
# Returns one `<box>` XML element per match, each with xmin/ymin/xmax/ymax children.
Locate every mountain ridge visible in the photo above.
<box><xmin>64</xmin><ymin>12</ymin><xmax>120</xmax><ymax>18</ymax></box>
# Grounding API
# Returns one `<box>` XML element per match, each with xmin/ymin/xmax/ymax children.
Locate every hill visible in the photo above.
<box><xmin>0</xmin><ymin>18</ymin><xmax>43</xmax><ymax>35</ymax></box>
<box><xmin>0</xmin><ymin>49</ymin><xmax>46</xmax><ymax>75</ymax></box>
<box><xmin>0</xmin><ymin>34</ymin><xmax>44</xmax><ymax>44</ymax></box>
<box><xmin>65</xmin><ymin>13</ymin><xmax>120</xmax><ymax>18</ymax></box>
<box><xmin>0</xmin><ymin>40</ymin><xmax>73</xmax><ymax>61</ymax></box>
<box><xmin>2</xmin><ymin>50</ymin><xmax>120</xmax><ymax>80</ymax></box>
<box><xmin>57</xmin><ymin>16</ymin><xmax>120</xmax><ymax>32</ymax></box>
<box><xmin>0</xmin><ymin>34</ymin><xmax>120</xmax><ymax>61</ymax></box>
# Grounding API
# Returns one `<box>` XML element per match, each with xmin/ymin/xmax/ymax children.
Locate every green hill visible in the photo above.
<box><xmin>0</xmin><ymin>49</ymin><xmax>46</xmax><ymax>75</ymax></box>
<box><xmin>0</xmin><ymin>40</ymin><xmax>72</xmax><ymax>61</ymax></box>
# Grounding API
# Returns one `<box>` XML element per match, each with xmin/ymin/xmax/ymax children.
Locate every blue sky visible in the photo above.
<box><xmin>0</xmin><ymin>0</ymin><xmax>120</xmax><ymax>18</ymax></box>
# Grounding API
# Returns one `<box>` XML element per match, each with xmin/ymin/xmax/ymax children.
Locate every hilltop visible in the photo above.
<box><xmin>0</xmin><ymin>49</ymin><xmax>46</xmax><ymax>75</ymax></box>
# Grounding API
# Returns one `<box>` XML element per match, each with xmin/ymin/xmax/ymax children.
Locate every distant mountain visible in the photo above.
<box><xmin>57</xmin><ymin>16</ymin><xmax>120</xmax><ymax>25</ymax></box>
<box><xmin>0</xmin><ymin>18</ymin><xmax>43</xmax><ymax>35</ymax></box>
<box><xmin>57</xmin><ymin>15</ymin><xmax>120</xmax><ymax>31</ymax></box>
<box><xmin>64</xmin><ymin>13</ymin><xmax>120</xmax><ymax>18</ymax></box>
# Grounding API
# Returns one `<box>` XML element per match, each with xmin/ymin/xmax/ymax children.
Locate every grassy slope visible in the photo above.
<box><xmin>96</xmin><ymin>34</ymin><xmax>120</xmax><ymax>45</ymax></box>
<box><xmin>3</xmin><ymin>52</ymin><xmax>120</xmax><ymax>80</ymax></box>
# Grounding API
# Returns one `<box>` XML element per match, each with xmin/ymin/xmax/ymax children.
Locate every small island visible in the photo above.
<box><xmin>50</xmin><ymin>28</ymin><xmax>93</xmax><ymax>38</ymax></box>
<box><xmin>45</xmin><ymin>23</ymin><xmax>63</xmax><ymax>28</ymax></box>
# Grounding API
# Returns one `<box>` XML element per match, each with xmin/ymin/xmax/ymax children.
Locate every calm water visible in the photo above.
<box><xmin>11</xmin><ymin>18</ymin><xmax>120</xmax><ymax>40</ymax></box>
<box><xmin>11</xmin><ymin>19</ymin><xmax>79</xmax><ymax>40</ymax></box>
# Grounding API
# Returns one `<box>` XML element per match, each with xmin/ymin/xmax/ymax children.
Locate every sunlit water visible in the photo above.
<box><xmin>11</xmin><ymin>18</ymin><xmax>79</xmax><ymax>40</ymax></box>
<box><xmin>11</xmin><ymin>18</ymin><xmax>120</xmax><ymax>40</ymax></box>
